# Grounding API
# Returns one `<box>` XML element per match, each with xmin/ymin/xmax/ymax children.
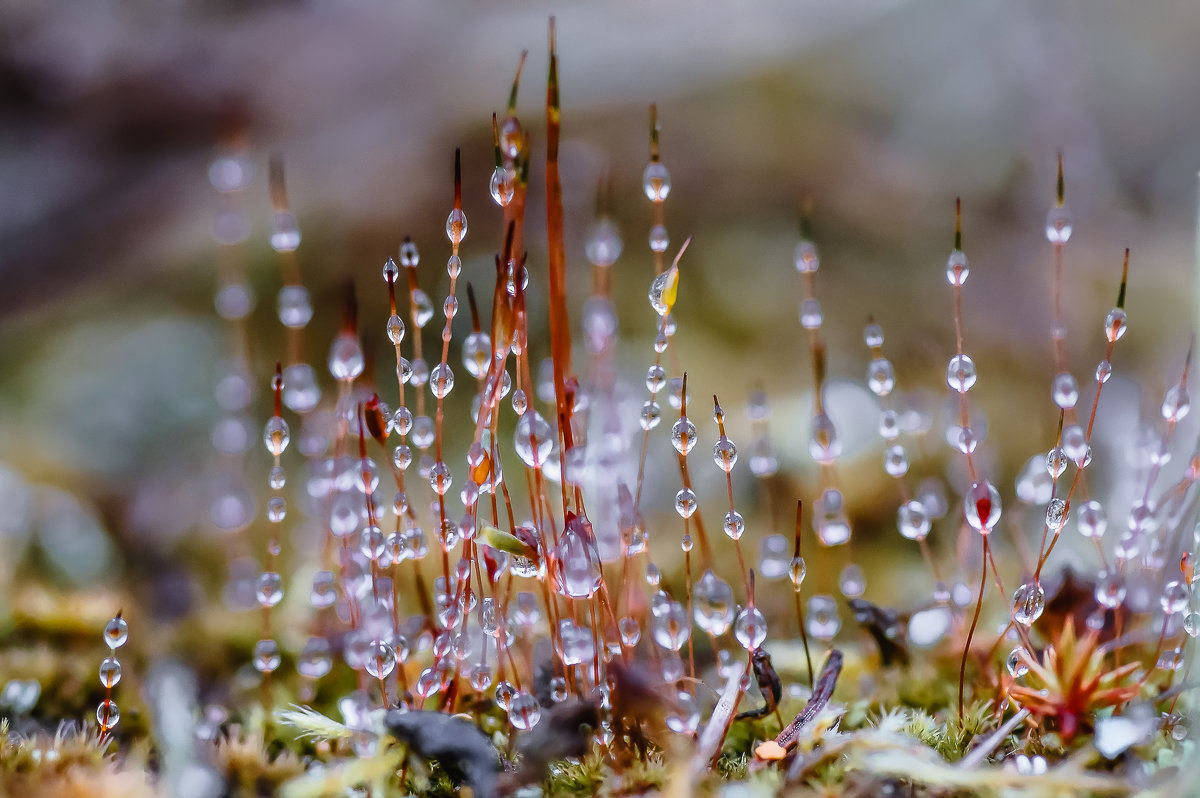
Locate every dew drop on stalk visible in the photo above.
<box><xmin>789</xmin><ymin>555</ymin><xmax>807</xmax><ymax>587</ymax></box>
<box><xmin>1045</xmin><ymin>446</ymin><xmax>1067</xmax><ymax>477</ymax></box>
<box><xmin>807</xmin><ymin>595</ymin><xmax>841</xmax><ymax>640</ymax></box>
<box><xmin>758</xmin><ymin>534</ymin><xmax>790</xmax><ymax>578</ymax></box>
<box><xmin>253</xmin><ymin>639</ymin><xmax>281</xmax><ymax>673</ymax></box>
<box><xmin>713</xmin><ymin>438</ymin><xmax>737</xmax><ymax>471</ymax></box>
<box><xmin>734</xmin><ymin>605</ymin><xmax>767</xmax><ymax>651</ymax></box>
<box><xmin>99</xmin><ymin>657</ymin><xmax>121</xmax><ymax>689</ymax></box>
<box><xmin>412</xmin><ymin>290</ymin><xmax>434</xmax><ymax>327</ymax></box>
<box><xmin>619</xmin><ymin>615</ymin><xmax>641</xmax><ymax>647</ymax></box>
<box><xmin>1006</xmin><ymin>647</ymin><xmax>1030</xmax><ymax>678</ymax></box>
<box><xmin>270</xmin><ymin>211</ymin><xmax>301</xmax><ymax>252</ymax></box>
<box><xmin>1163</xmin><ymin>383</ymin><xmax>1191</xmax><ymax>422</ymax></box>
<box><xmin>639</xmin><ymin>401</ymin><xmax>661</xmax><ymax>430</ymax></box>
<box><xmin>1076</xmin><ymin>499</ymin><xmax>1107</xmax><ymax>538</ymax></box>
<box><xmin>1052</xmin><ymin>371</ymin><xmax>1079</xmax><ymax>409</ymax></box>
<box><xmin>839</xmin><ymin>563</ymin><xmax>865</xmax><ymax>598</ymax></box>
<box><xmin>586</xmin><ymin>217</ymin><xmax>622</xmax><ymax>266</ymax></box>
<box><xmin>489</xmin><ymin>165</ymin><xmax>515</xmax><ymax>207</ymax></box>
<box><xmin>945</xmin><ymin>249</ymin><xmax>969</xmax><ymax>286</ymax></box>
<box><xmin>297</xmin><ymin>637</ymin><xmax>332</xmax><ymax>679</ymax></box>
<box><xmin>665</xmin><ymin>690</ymin><xmax>700</xmax><ymax>734</ymax></box>
<box><xmin>642</xmin><ymin>160</ymin><xmax>671</xmax><ymax>201</ymax></box>
<box><xmin>1095</xmin><ymin>359</ymin><xmax>1112</xmax><ymax>384</ymax></box>
<box><xmin>693</xmin><ymin>570</ymin><xmax>735</xmax><ymax>635</ymax></box>
<box><xmin>670</xmin><ymin>417</ymin><xmax>697</xmax><ymax>455</ymax></box>
<box><xmin>552</xmin><ymin>517</ymin><xmax>602</xmax><ymax>599</ymax></box>
<box><xmin>946</xmin><ymin>354</ymin><xmax>977</xmax><ymax>392</ymax></box>
<box><xmin>809</xmin><ymin>413</ymin><xmax>841</xmax><ymax>464</ymax></box>
<box><xmin>104</xmin><ymin>616</ymin><xmax>129</xmax><ymax>649</ymax></box>
<box><xmin>867</xmin><ymin>357</ymin><xmax>895</xmax><ymax>396</ymax></box>
<box><xmin>1044</xmin><ymin>497</ymin><xmax>1068</xmax><ymax>531</ymax></box>
<box><xmin>799</xmin><ymin>298</ymin><xmax>823</xmax><ymax>330</ymax></box>
<box><xmin>963</xmin><ymin>480</ymin><xmax>1001</xmax><ymax>534</ymax></box>
<box><xmin>1161</xmin><ymin>580</ymin><xmax>1189</xmax><ymax>615</ymax></box>
<box><xmin>652</xmin><ymin>600</ymin><xmax>690</xmax><ymax>651</ymax></box>
<box><xmin>794</xmin><ymin>239</ymin><xmax>819</xmax><ymax>273</ymax></box>
<box><xmin>723</xmin><ymin>509</ymin><xmax>745</xmax><ymax>541</ymax></box>
<box><xmin>328</xmin><ymin>334</ymin><xmax>365</xmax><ymax>381</ymax></box>
<box><xmin>277</xmin><ymin>285</ymin><xmax>313</xmax><ymax>328</ymax></box>
<box><xmin>364</xmin><ymin>641</ymin><xmax>396</xmax><ymax>679</ymax></box>
<box><xmin>310</xmin><ymin>571</ymin><xmax>337</xmax><ymax>608</ymax></box>
<box><xmin>1011</xmin><ymin>582</ymin><xmax>1046</xmax><ymax>626</ymax></box>
<box><xmin>673</xmin><ymin>488</ymin><xmax>697</xmax><ymax>518</ymax></box>
<box><xmin>97</xmin><ymin>699</ymin><xmax>120</xmax><ymax>730</ymax></box>
<box><xmin>256</xmin><ymin>571</ymin><xmax>283</xmax><ymax>607</ymax></box>
<box><xmin>1104</xmin><ymin>308</ymin><xmax>1127</xmax><ymax>342</ymax></box>
<box><xmin>897</xmin><ymin>500</ymin><xmax>930</xmax><ymax>540</ymax></box>
<box><xmin>1044</xmin><ymin>205</ymin><xmax>1072</xmax><ymax>243</ymax></box>
<box><xmin>514</xmin><ymin>411</ymin><xmax>553</xmax><ymax>467</ymax></box>
<box><xmin>884</xmin><ymin>444</ymin><xmax>909</xmax><ymax>477</ymax></box>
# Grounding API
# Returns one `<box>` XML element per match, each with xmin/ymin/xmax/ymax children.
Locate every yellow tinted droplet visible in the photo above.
<box><xmin>661</xmin><ymin>265</ymin><xmax>679</xmax><ymax>311</ymax></box>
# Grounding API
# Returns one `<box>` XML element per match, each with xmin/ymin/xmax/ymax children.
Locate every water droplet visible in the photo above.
<box><xmin>263</xmin><ymin>416</ymin><xmax>290</xmax><ymax>456</ymax></box>
<box><xmin>693</xmin><ymin>570</ymin><xmax>734</xmax><ymax>635</ymax></box>
<box><xmin>671</xmin><ymin>417</ymin><xmax>697</xmax><ymax>456</ymax></box>
<box><xmin>253</xmin><ymin>639</ymin><xmax>281</xmax><ymax>673</ymax></box>
<box><xmin>734</xmin><ymin>605</ymin><xmax>767</xmax><ymax>651</ymax></box>
<box><xmin>328</xmin><ymin>334</ymin><xmax>364</xmax><ymax>381</ymax></box>
<box><xmin>270</xmin><ymin>211</ymin><xmax>301</xmax><ymax>252</ymax></box>
<box><xmin>277</xmin><ymin>285</ymin><xmax>313</xmax><ymax>328</ymax></box>
<box><xmin>964</xmin><ymin>480</ymin><xmax>1001</xmax><ymax>534</ymax></box>
<box><xmin>104</xmin><ymin>616</ymin><xmax>129</xmax><ymax>649</ymax></box>
<box><xmin>674</xmin><ymin>488</ymin><xmax>697</xmax><ymax>518</ymax></box>
<box><xmin>945</xmin><ymin>249</ymin><xmax>969</xmax><ymax>286</ymax></box>
<box><xmin>839</xmin><ymin>563</ymin><xmax>865</xmax><ymax>598</ymax></box>
<box><xmin>809</xmin><ymin>413</ymin><xmax>842</xmax><ymax>464</ymax></box>
<box><xmin>794</xmin><ymin>239</ymin><xmax>819</xmax><ymax>274</ymax></box>
<box><xmin>758</xmin><ymin>534</ymin><xmax>790</xmax><ymax>578</ymax></box>
<box><xmin>445</xmin><ymin>208</ymin><xmax>468</xmax><ymax>245</ymax></box>
<box><xmin>256</xmin><ymin>571</ymin><xmax>283</xmax><ymax>607</ymax></box>
<box><xmin>98</xmin><ymin>657</ymin><xmax>121</xmax><ymax>689</ymax></box>
<box><xmin>884</xmin><ymin>444</ymin><xmax>909</xmax><ymax>477</ymax></box>
<box><xmin>586</xmin><ymin>217</ymin><xmax>622</xmax><ymax>266</ymax></box>
<box><xmin>648</xmin><ymin>265</ymin><xmax>680</xmax><ymax>316</ymax></box>
<box><xmin>298</xmin><ymin>636</ymin><xmax>332</xmax><ymax>678</ymax></box>
<box><xmin>867</xmin><ymin>358</ymin><xmax>895</xmax><ymax>396</ymax></box>
<box><xmin>1163</xmin><ymin>383</ymin><xmax>1191</xmax><ymax>422</ymax></box>
<box><xmin>489</xmin><ymin>165</ymin><xmax>515</xmax><ymax>207</ymax></box>
<box><xmin>514</xmin><ymin>411</ymin><xmax>553</xmax><ymax>467</ymax></box>
<box><xmin>1076</xmin><ymin>500</ymin><xmax>1106</xmax><ymax>538</ymax></box>
<box><xmin>364</xmin><ymin>641</ymin><xmax>396</xmax><ymax>679</ymax></box>
<box><xmin>97</xmin><ymin>699</ymin><xmax>120</xmax><ymax>729</ymax></box>
<box><xmin>1044</xmin><ymin>498</ymin><xmax>1068</xmax><ymax>531</ymax></box>
<box><xmin>1052</xmin><ymin>371</ymin><xmax>1079</xmax><ymax>409</ymax></box>
<box><xmin>1103</xmin><ymin>308</ymin><xmax>1127</xmax><ymax>342</ymax></box>
<box><xmin>799</xmin><ymin>298</ymin><xmax>823</xmax><ymax>330</ymax></box>
<box><xmin>551</xmin><ymin>517</ymin><xmax>602</xmax><ymax>599</ymax></box>
<box><xmin>1161</xmin><ymin>580</ymin><xmax>1189</xmax><ymax>615</ymax></box>
<box><xmin>946</xmin><ymin>353</ymin><xmax>977</xmax><ymax>392</ymax></box>
<box><xmin>723</xmin><ymin>510</ymin><xmax>745</xmax><ymax>540</ymax></box>
<box><xmin>1011</xmin><ymin>582</ymin><xmax>1046</xmax><ymax>626</ymax></box>
<box><xmin>897</xmin><ymin>500</ymin><xmax>931</xmax><ymax>540</ymax></box>
<box><xmin>1006</xmin><ymin>647</ymin><xmax>1029</xmax><ymax>678</ymax></box>
<box><xmin>642</xmin><ymin>161</ymin><xmax>671</xmax><ymax>202</ymax></box>
<box><xmin>1044</xmin><ymin>205</ymin><xmax>1072</xmax><ymax>243</ymax></box>
<box><xmin>652</xmin><ymin>600</ymin><xmax>690</xmax><ymax>651</ymax></box>
<box><xmin>807</xmin><ymin>595</ymin><xmax>841</xmax><ymax>640</ymax></box>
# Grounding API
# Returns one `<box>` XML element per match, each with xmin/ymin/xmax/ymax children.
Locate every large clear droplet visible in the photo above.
<box><xmin>642</xmin><ymin>161</ymin><xmax>671</xmax><ymax>202</ymax></box>
<box><xmin>963</xmin><ymin>480</ymin><xmax>1001</xmax><ymax>534</ymax></box>
<box><xmin>1011</xmin><ymin>582</ymin><xmax>1046</xmax><ymax>626</ymax></box>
